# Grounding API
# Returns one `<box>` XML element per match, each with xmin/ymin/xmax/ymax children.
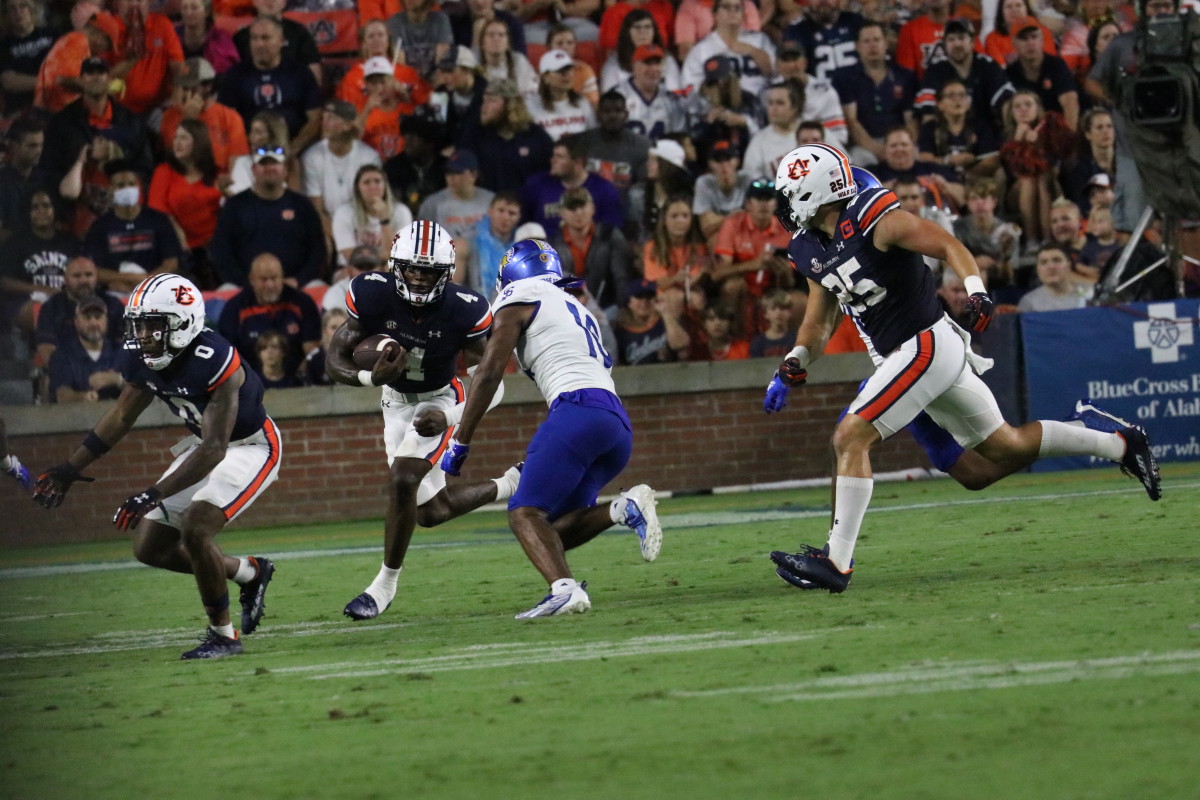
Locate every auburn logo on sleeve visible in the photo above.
<box><xmin>173</xmin><ymin>286</ymin><xmax>196</xmax><ymax>305</ymax></box>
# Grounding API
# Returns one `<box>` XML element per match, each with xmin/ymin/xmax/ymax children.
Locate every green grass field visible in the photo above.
<box><xmin>2</xmin><ymin>464</ymin><xmax>1198</xmax><ymax>800</ymax></box>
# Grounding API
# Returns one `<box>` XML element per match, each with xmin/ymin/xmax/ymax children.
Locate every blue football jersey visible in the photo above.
<box><xmin>118</xmin><ymin>329</ymin><xmax>268</xmax><ymax>441</ymax></box>
<box><xmin>788</xmin><ymin>187</ymin><xmax>943</xmax><ymax>356</ymax></box>
<box><xmin>345</xmin><ymin>273</ymin><xmax>492</xmax><ymax>393</ymax></box>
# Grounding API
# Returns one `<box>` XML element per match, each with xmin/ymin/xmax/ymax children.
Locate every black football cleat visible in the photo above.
<box><xmin>771</xmin><ymin>545</ymin><xmax>852</xmax><ymax>593</ymax></box>
<box><xmin>1117</xmin><ymin>425</ymin><xmax>1162</xmax><ymax>501</ymax></box>
<box><xmin>181</xmin><ymin>627</ymin><xmax>243</xmax><ymax>660</ymax></box>
<box><xmin>343</xmin><ymin>592</ymin><xmax>390</xmax><ymax>621</ymax></box>
<box><xmin>239</xmin><ymin>557</ymin><xmax>275</xmax><ymax>635</ymax></box>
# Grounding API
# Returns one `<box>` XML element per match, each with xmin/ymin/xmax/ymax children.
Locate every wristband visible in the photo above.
<box><xmin>964</xmin><ymin>275</ymin><xmax>987</xmax><ymax>296</ymax></box>
<box><xmin>785</xmin><ymin>345</ymin><xmax>811</xmax><ymax>368</ymax></box>
<box><xmin>82</xmin><ymin>431</ymin><xmax>111</xmax><ymax>457</ymax></box>
<box><xmin>358</xmin><ymin>370</ymin><xmax>375</xmax><ymax>387</ymax></box>
<box><xmin>442</xmin><ymin>402</ymin><xmax>465</xmax><ymax>427</ymax></box>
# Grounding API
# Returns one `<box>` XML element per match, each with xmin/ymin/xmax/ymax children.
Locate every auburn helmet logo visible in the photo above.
<box><xmin>172</xmin><ymin>286</ymin><xmax>196</xmax><ymax>305</ymax></box>
<box><xmin>787</xmin><ymin>158</ymin><xmax>811</xmax><ymax>179</ymax></box>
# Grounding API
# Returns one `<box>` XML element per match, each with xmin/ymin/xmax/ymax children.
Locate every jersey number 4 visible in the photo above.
<box><xmin>819</xmin><ymin>256</ymin><xmax>886</xmax><ymax>314</ymax></box>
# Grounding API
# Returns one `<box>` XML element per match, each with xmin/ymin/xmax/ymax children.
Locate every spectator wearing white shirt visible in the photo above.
<box><xmin>612</xmin><ymin>44</ymin><xmax>688</xmax><ymax>141</ymax></box>
<box><xmin>742</xmin><ymin>80</ymin><xmax>803</xmax><ymax>181</ymax></box>
<box><xmin>417</xmin><ymin>149</ymin><xmax>495</xmax><ymax>247</ymax></box>
<box><xmin>331</xmin><ymin>164</ymin><xmax>413</xmax><ymax>269</ymax></box>
<box><xmin>770</xmin><ymin>40</ymin><xmax>849</xmax><ymax>149</ymax></box>
<box><xmin>528</xmin><ymin>49</ymin><xmax>598</xmax><ymax>142</ymax></box>
<box><xmin>680</xmin><ymin>0</ymin><xmax>775</xmax><ymax>96</ymax></box>
<box><xmin>302</xmin><ymin>100</ymin><xmax>382</xmax><ymax>243</ymax></box>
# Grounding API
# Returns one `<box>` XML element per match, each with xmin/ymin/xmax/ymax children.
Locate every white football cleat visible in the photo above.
<box><xmin>620</xmin><ymin>484</ymin><xmax>662</xmax><ymax>561</ymax></box>
<box><xmin>515</xmin><ymin>579</ymin><xmax>591</xmax><ymax>619</ymax></box>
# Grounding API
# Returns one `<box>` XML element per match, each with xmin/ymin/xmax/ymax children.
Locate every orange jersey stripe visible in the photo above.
<box><xmin>346</xmin><ymin>289</ymin><xmax>358</xmax><ymax>317</ymax></box>
<box><xmin>210</xmin><ymin>349</ymin><xmax>242</xmax><ymax>390</ymax></box>
<box><xmin>858</xmin><ymin>193</ymin><xmax>897</xmax><ymax>233</ymax></box>
<box><xmin>424</xmin><ymin>377</ymin><xmax>465</xmax><ymax>464</ymax></box>
<box><xmin>223</xmin><ymin>417</ymin><xmax>281</xmax><ymax>519</ymax></box>
<box><xmin>468</xmin><ymin>311</ymin><xmax>493</xmax><ymax>334</ymax></box>
<box><xmin>856</xmin><ymin>330</ymin><xmax>935</xmax><ymax>421</ymax></box>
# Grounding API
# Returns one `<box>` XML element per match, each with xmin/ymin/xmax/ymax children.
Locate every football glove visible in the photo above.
<box><xmin>965</xmin><ymin>292</ymin><xmax>995</xmax><ymax>332</ymax></box>
<box><xmin>778</xmin><ymin>356</ymin><xmax>808</xmax><ymax>387</ymax></box>
<box><xmin>440</xmin><ymin>438</ymin><xmax>470</xmax><ymax>476</ymax></box>
<box><xmin>764</xmin><ymin>357</ymin><xmax>808</xmax><ymax>414</ymax></box>
<box><xmin>32</xmin><ymin>463</ymin><xmax>94</xmax><ymax>509</ymax></box>
<box><xmin>113</xmin><ymin>486</ymin><xmax>162</xmax><ymax>531</ymax></box>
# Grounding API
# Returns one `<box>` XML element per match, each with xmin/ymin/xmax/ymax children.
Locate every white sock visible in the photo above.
<box><xmin>827</xmin><ymin>476</ymin><xmax>873</xmax><ymax>572</ymax></box>
<box><xmin>0</xmin><ymin>455</ymin><xmax>12</xmax><ymax>470</ymax></box>
<box><xmin>1038</xmin><ymin>420</ymin><xmax>1125</xmax><ymax>461</ymax></box>
<box><xmin>608</xmin><ymin>497</ymin><xmax>626</xmax><ymax>524</ymax></box>
<box><xmin>492</xmin><ymin>464</ymin><xmax>522</xmax><ymax>501</ymax></box>
<box><xmin>213</xmin><ymin>622</ymin><xmax>236</xmax><ymax>639</ymax></box>
<box><xmin>365</xmin><ymin>563</ymin><xmax>402</xmax><ymax>606</ymax></box>
<box><xmin>233</xmin><ymin>557</ymin><xmax>257</xmax><ymax>584</ymax></box>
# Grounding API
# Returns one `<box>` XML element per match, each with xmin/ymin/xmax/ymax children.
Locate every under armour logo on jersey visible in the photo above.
<box><xmin>428</xmin><ymin>330</ymin><xmax>442</xmax><ymax>338</ymax></box>
<box><xmin>787</xmin><ymin>158</ymin><xmax>812</xmax><ymax>179</ymax></box>
<box><xmin>172</xmin><ymin>286</ymin><xmax>195</xmax><ymax>305</ymax></box>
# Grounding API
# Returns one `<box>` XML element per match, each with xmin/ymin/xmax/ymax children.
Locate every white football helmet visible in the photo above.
<box><xmin>124</xmin><ymin>274</ymin><xmax>206</xmax><ymax>370</ymax></box>
<box><xmin>774</xmin><ymin>143</ymin><xmax>858</xmax><ymax>233</ymax></box>
<box><xmin>389</xmin><ymin>220</ymin><xmax>455</xmax><ymax>306</ymax></box>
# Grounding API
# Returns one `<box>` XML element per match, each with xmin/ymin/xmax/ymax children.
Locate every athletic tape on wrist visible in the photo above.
<box><xmin>964</xmin><ymin>275</ymin><xmax>986</xmax><ymax>297</ymax></box>
<box><xmin>358</xmin><ymin>370</ymin><xmax>375</xmax><ymax>387</ymax></box>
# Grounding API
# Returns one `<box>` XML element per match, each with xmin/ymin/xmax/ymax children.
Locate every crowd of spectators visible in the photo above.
<box><xmin>0</xmin><ymin>0</ymin><xmax>1196</xmax><ymax>402</ymax></box>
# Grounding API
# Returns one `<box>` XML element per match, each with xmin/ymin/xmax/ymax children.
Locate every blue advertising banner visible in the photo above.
<box><xmin>1021</xmin><ymin>300</ymin><xmax>1200</xmax><ymax>472</ymax></box>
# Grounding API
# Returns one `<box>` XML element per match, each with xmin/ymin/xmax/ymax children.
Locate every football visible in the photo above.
<box><xmin>353</xmin><ymin>334</ymin><xmax>400</xmax><ymax>370</ymax></box>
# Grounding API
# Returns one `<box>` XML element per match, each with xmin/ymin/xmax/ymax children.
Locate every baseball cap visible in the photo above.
<box><xmin>80</xmin><ymin>56</ymin><xmax>109</xmax><ymax>75</ymax></box>
<box><xmin>778</xmin><ymin>39</ymin><xmax>805</xmax><ymax>59</ymax></box>
<box><xmin>86</xmin><ymin>10</ymin><xmax>121</xmax><ymax>45</ymax></box>
<box><xmin>324</xmin><ymin>99</ymin><xmax>357</xmax><ymax>121</ymax></box>
<box><xmin>708</xmin><ymin>140</ymin><xmax>737</xmax><ymax>161</ymax></box>
<box><xmin>746</xmin><ymin>179</ymin><xmax>776</xmax><ymax>200</ymax></box>
<box><xmin>348</xmin><ymin>245</ymin><xmax>382</xmax><ymax>268</ymax></box>
<box><xmin>627</xmin><ymin>278</ymin><xmax>657</xmax><ymax>298</ymax></box>
<box><xmin>943</xmin><ymin>18</ymin><xmax>973</xmax><ymax>37</ymax></box>
<box><xmin>1014</xmin><ymin>16</ymin><xmax>1041</xmax><ymax>36</ymax></box>
<box><xmin>445</xmin><ymin>149</ymin><xmax>480</xmax><ymax>173</ymax></box>
<box><xmin>76</xmin><ymin>295</ymin><xmax>108</xmax><ymax>315</ymax></box>
<box><xmin>632</xmin><ymin>44</ymin><xmax>665</xmax><ymax>63</ymax></box>
<box><xmin>703</xmin><ymin>55</ymin><xmax>734</xmax><ymax>83</ymax></box>
<box><xmin>485</xmin><ymin>78</ymin><xmax>520</xmax><ymax>99</ymax></box>
<box><xmin>649</xmin><ymin>138</ymin><xmax>686</xmax><ymax>170</ymax></box>
<box><xmin>539</xmin><ymin>48</ymin><xmax>574</xmax><ymax>74</ymax></box>
<box><xmin>1088</xmin><ymin>172</ymin><xmax>1112</xmax><ymax>188</ymax></box>
<box><xmin>252</xmin><ymin>145</ymin><xmax>287</xmax><ymax>164</ymax></box>
<box><xmin>175</xmin><ymin>57</ymin><xmax>215</xmax><ymax>88</ymax></box>
<box><xmin>514</xmin><ymin>222</ymin><xmax>547</xmax><ymax>240</ymax></box>
<box><xmin>363</xmin><ymin>56</ymin><xmax>393</xmax><ymax>78</ymax></box>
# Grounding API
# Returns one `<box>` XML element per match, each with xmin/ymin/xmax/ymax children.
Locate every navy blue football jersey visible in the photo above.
<box><xmin>788</xmin><ymin>187</ymin><xmax>943</xmax><ymax>356</ymax></box>
<box><xmin>118</xmin><ymin>329</ymin><xmax>268</xmax><ymax>441</ymax></box>
<box><xmin>345</xmin><ymin>273</ymin><xmax>492</xmax><ymax>393</ymax></box>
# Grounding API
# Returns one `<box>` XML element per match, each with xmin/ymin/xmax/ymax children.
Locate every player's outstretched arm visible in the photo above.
<box><xmin>441</xmin><ymin>304</ymin><xmax>530</xmax><ymax>476</ymax></box>
<box><xmin>765</xmin><ymin>282</ymin><xmax>840</xmax><ymax>414</ymax></box>
<box><xmin>33</xmin><ymin>383</ymin><xmax>154</xmax><ymax>509</ymax></box>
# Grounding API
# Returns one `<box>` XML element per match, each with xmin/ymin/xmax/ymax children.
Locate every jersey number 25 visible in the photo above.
<box><xmin>819</xmin><ymin>256</ymin><xmax>886</xmax><ymax>315</ymax></box>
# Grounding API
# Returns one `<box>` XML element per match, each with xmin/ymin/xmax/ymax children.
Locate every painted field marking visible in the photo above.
<box><xmin>673</xmin><ymin>650</ymin><xmax>1200</xmax><ymax>702</ymax></box>
<box><xmin>5</xmin><ymin>481</ymin><xmax>1194</xmax><ymax>581</ymax></box>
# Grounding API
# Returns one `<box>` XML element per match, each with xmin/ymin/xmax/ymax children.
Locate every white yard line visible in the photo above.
<box><xmin>5</xmin><ymin>481</ymin><xmax>1193</xmax><ymax>581</ymax></box>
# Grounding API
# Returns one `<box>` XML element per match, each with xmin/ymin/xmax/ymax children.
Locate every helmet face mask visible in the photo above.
<box><xmin>390</xmin><ymin>221</ymin><xmax>455</xmax><ymax>306</ymax></box>
<box><xmin>124</xmin><ymin>275</ymin><xmax>206</xmax><ymax>370</ymax></box>
<box><xmin>774</xmin><ymin>144</ymin><xmax>858</xmax><ymax>233</ymax></box>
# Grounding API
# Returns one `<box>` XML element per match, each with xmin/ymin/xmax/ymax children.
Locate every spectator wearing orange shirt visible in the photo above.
<box><xmin>711</xmin><ymin>179</ymin><xmax>792</xmax><ymax>335</ymax></box>
<box><xmin>336</xmin><ymin>20</ymin><xmax>431</xmax><ymax>116</ymax></box>
<box><xmin>984</xmin><ymin>2</ymin><xmax>1057</xmax><ymax>67</ymax></box>
<box><xmin>33</xmin><ymin>6</ymin><xmax>120</xmax><ymax>113</ymax></box>
<box><xmin>641</xmin><ymin>194</ymin><xmax>711</xmax><ymax>319</ymax></box>
<box><xmin>357</xmin><ymin>58</ymin><xmax>407</xmax><ymax>160</ymax></box>
<box><xmin>689</xmin><ymin>299</ymin><xmax>750</xmax><ymax>361</ymax></box>
<box><xmin>159</xmin><ymin>57</ymin><xmax>249</xmax><ymax>173</ymax></box>
<box><xmin>894</xmin><ymin>0</ymin><xmax>953</xmax><ymax>80</ymax></box>
<box><xmin>149</xmin><ymin>117</ymin><xmax>225</xmax><ymax>287</ymax></box>
<box><xmin>108</xmin><ymin>0</ymin><xmax>185</xmax><ymax>115</ymax></box>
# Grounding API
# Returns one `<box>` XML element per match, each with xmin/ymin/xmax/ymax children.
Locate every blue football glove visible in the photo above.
<box><xmin>113</xmin><ymin>486</ymin><xmax>162</xmax><ymax>531</ymax></box>
<box><xmin>966</xmin><ymin>292</ymin><xmax>995</xmax><ymax>332</ymax></box>
<box><xmin>440</xmin><ymin>438</ymin><xmax>470</xmax><ymax>476</ymax></box>
<box><xmin>4</xmin><ymin>454</ymin><xmax>31</xmax><ymax>491</ymax></box>
<box><xmin>764</xmin><ymin>374</ymin><xmax>791</xmax><ymax>414</ymax></box>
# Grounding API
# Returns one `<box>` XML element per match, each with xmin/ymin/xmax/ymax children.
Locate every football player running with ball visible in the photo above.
<box><xmin>325</xmin><ymin>220</ymin><xmax>522</xmax><ymax>621</ymax></box>
<box><xmin>764</xmin><ymin>143</ymin><xmax>1161</xmax><ymax>593</ymax></box>
<box><xmin>33</xmin><ymin>275</ymin><xmax>280</xmax><ymax>660</ymax></box>
<box><xmin>441</xmin><ymin>239</ymin><xmax>663</xmax><ymax>619</ymax></box>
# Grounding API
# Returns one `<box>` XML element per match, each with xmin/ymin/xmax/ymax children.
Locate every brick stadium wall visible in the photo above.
<box><xmin>2</xmin><ymin>358</ymin><xmax>928</xmax><ymax>547</ymax></box>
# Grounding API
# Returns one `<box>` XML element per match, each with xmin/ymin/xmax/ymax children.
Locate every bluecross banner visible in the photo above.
<box><xmin>1021</xmin><ymin>299</ymin><xmax>1200</xmax><ymax>472</ymax></box>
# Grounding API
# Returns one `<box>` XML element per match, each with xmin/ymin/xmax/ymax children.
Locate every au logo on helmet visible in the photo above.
<box><xmin>787</xmin><ymin>158</ymin><xmax>811</xmax><ymax>179</ymax></box>
<box><xmin>172</xmin><ymin>286</ymin><xmax>195</xmax><ymax>305</ymax></box>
